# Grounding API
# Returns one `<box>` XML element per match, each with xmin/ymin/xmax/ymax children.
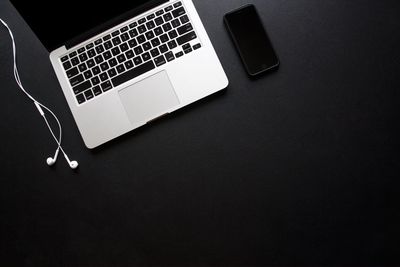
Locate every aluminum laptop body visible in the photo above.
<box><xmin>11</xmin><ymin>0</ymin><xmax>228</xmax><ymax>148</ymax></box>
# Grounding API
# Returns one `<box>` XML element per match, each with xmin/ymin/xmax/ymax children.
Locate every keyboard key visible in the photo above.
<box><xmin>61</xmin><ymin>56</ymin><xmax>69</xmax><ymax>62</ymax></box>
<box><xmin>100</xmin><ymin>62</ymin><xmax>109</xmax><ymax>71</ymax></box>
<box><xmin>103</xmin><ymin>34</ymin><xmax>111</xmax><ymax>41</ymax></box>
<box><xmin>142</xmin><ymin>52</ymin><xmax>151</xmax><ymax>62</ymax></box>
<box><xmin>104</xmin><ymin>41</ymin><xmax>113</xmax><ymax>50</ymax></box>
<box><xmin>66</xmin><ymin>67</ymin><xmax>78</xmax><ymax>78</ymax></box>
<box><xmin>171</xmin><ymin>19</ymin><xmax>181</xmax><ymax>28</ymax></box>
<box><xmin>79</xmin><ymin>53</ymin><xmax>88</xmax><ymax>62</ymax></box>
<box><xmin>103</xmin><ymin>51</ymin><xmax>112</xmax><ymax>60</ymax></box>
<box><xmin>168</xmin><ymin>30</ymin><xmax>178</xmax><ymax>39</ymax></box>
<box><xmin>125</xmin><ymin>60</ymin><xmax>134</xmax><ymax>69</ymax></box>
<box><xmin>99</xmin><ymin>72</ymin><xmax>109</xmax><ymax>82</ymax></box>
<box><xmin>92</xmin><ymin>66</ymin><xmax>101</xmax><ymax>75</ymax></box>
<box><xmin>109</xmin><ymin>58</ymin><xmax>118</xmax><ymax>67</ymax></box>
<box><xmin>71</xmin><ymin>57</ymin><xmax>80</xmax><ymax>66</ymax></box>
<box><xmin>162</xmin><ymin>22</ymin><xmax>172</xmax><ymax>32</ymax></box>
<box><xmin>116</xmin><ymin>64</ymin><xmax>126</xmax><ymax>74</ymax></box>
<box><xmin>87</xmin><ymin>49</ymin><xmax>96</xmax><ymax>58</ymax></box>
<box><xmin>126</xmin><ymin>50</ymin><xmax>135</xmax><ymax>59</ymax></box>
<box><xmin>95</xmin><ymin>38</ymin><xmax>103</xmax><ymax>45</ymax></box>
<box><xmin>138</xmin><ymin>25</ymin><xmax>146</xmax><ymax>33</ymax></box>
<box><xmin>117</xmin><ymin>54</ymin><xmax>126</xmax><ymax>63</ymax></box>
<box><xmin>129</xmin><ymin>22</ymin><xmax>137</xmax><ymax>28</ymax></box>
<box><xmin>138</xmin><ymin>18</ymin><xmax>146</xmax><ymax>24</ymax></box>
<box><xmin>151</xmin><ymin>37</ymin><xmax>161</xmax><ymax>47</ymax></box>
<box><xmin>121</xmin><ymin>26</ymin><xmax>129</xmax><ymax>33</ymax></box>
<box><xmin>84</xmin><ymin>89</ymin><xmax>94</xmax><ymax>100</ymax></box>
<box><xmin>137</xmin><ymin>35</ymin><xmax>146</xmax><ymax>44</ymax></box>
<box><xmin>163</xmin><ymin>13</ymin><xmax>173</xmax><ymax>22</ymax></box>
<box><xmin>121</xmin><ymin>33</ymin><xmax>130</xmax><ymax>42</ymax></box>
<box><xmin>101</xmin><ymin>81</ymin><xmax>113</xmax><ymax>92</ymax></box>
<box><xmin>193</xmin><ymin>43</ymin><xmax>202</xmax><ymax>50</ymax></box>
<box><xmin>159</xmin><ymin>44</ymin><xmax>168</xmax><ymax>53</ymax></box>
<box><xmin>183</xmin><ymin>43</ymin><xmax>191</xmax><ymax>50</ymax></box>
<box><xmin>156</xmin><ymin>10</ymin><xmax>164</xmax><ymax>16</ymax></box>
<box><xmin>95</xmin><ymin>55</ymin><xmax>104</xmax><ymax>64</ymax></box>
<box><xmin>69</xmin><ymin>51</ymin><xmax>77</xmax><ymax>58</ymax></box>
<box><xmin>95</xmin><ymin>44</ymin><xmax>105</xmax><ymax>54</ymax></box>
<box><xmin>150</xmin><ymin>48</ymin><xmax>160</xmax><ymax>57</ymax></box>
<box><xmin>168</xmin><ymin>40</ymin><xmax>177</xmax><ymax>49</ymax></box>
<box><xmin>128</xmin><ymin>39</ymin><xmax>137</xmax><ymax>48</ymax></box>
<box><xmin>184</xmin><ymin>47</ymin><xmax>193</xmax><ymax>54</ymax></box>
<box><xmin>174</xmin><ymin>2</ymin><xmax>182</xmax><ymax>8</ymax></box>
<box><xmin>63</xmin><ymin>61</ymin><xmax>72</xmax><ymax>71</ymax></box>
<box><xmin>177</xmin><ymin>23</ymin><xmax>193</xmax><ymax>35</ymax></box>
<box><xmin>133</xmin><ymin>56</ymin><xmax>143</xmax><ymax>65</ymax></box>
<box><xmin>175</xmin><ymin>51</ymin><xmax>184</xmax><ymax>58</ymax></box>
<box><xmin>180</xmin><ymin>15</ymin><xmax>189</xmax><ymax>24</ymax></box>
<box><xmin>120</xmin><ymin>43</ymin><xmax>129</xmax><ymax>52</ymax></box>
<box><xmin>70</xmin><ymin>74</ymin><xmax>84</xmax><ymax>87</ymax></box>
<box><xmin>93</xmin><ymin>85</ymin><xmax>102</xmax><ymax>96</ymax></box>
<box><xmin>87</xmin><ymin>59</ymin><xmax>95</xmax><ymax>68</ymax></box>
<box><xmin>155</xmin><ymin>17</ymin><xmax>164</xmax><ymax>26</ymax></box>
<box><xmin>143</xmin><ymin>42</ymin><xmax>152</xmax><ymax>51</ymax></box>
<box><xmin>78</xmin><ymin>63</ymin><xmax>87</xmax><ymax>72</ymax></box>
<box><xmin>177</xmin><ymin>31</ymin><xmax>197</xmax><ymax>45</ymax></box>
<box><xmin>108</xmin><ymin>68</ymin><xmax>117</xmax><ymax>78</ymax></box>
<box><xmin>91</xmin><ymin>76</ymin><xmax>100</xmax><ymax>85</ymax></box>
<box><xmin>72</xmin><ymin>79</ymin><xmax>90</xmax><ymax>94</ymax></box>
<box><xmin>146</xmin><ymin>31</ymin><xmax>155</xmax><ymax>40</ymax></box>
<box><xmin>76</xmin><ymin>93</ymin><xmax>85</xmax><ymax>104</ymax></box>
<box><xmin>112</xmin><ymin>37</ymin><xmax>121</xmax><ymax>46</ymax></box>
<box><xmin>154</xmin><ymin>27</ymin><xmax>163</xmax><ymax>36</ymax></box>
<box><xmin>154</xmin><ymin>55</ymin><xmax>166</xmax><ymax>67</ymax></box>
<box><xmin>111</xmin><ymin>30</ymin><xmax>120</xmax><ymax>37</ymax></box>
<box><xmin>146</xmin><ymin>21</ymin><xmax>155</xmax><ymax>30</ymax></box>
<box><xmin>160</xmin><ymin>34</ymin><xmax>169</xmax><ymax>43</ymax></box>
<box><xmin>134</xmin><ymin>46</ymin><xmax>143</xmax><ymax>55</ymax></box>
<box><xmin>129</xmin><ymin>28</ymin><xmax>138</xmax><ymax>38</ymax></box>
<box><xmin>86</xmin><ymin>43</ymin><xmax>94</xmax><ymax>49</ymax></box>
<box><xmin>83</xmin><ymin>70</ymin><xmax>93</xmax><ymax>79</ymax></box>
<box><xmin>147</xmin><ymin>14</ymin><xmax>155</xmax><ymax>20</ymax></box>
<box><xmin>112</xmin><ymin>61</ymin><xmax>155</xmax><ymax>87</ymax></box>
<box><xmin>172</xmin><ymin>7</ymin><xmax>186</xmax><ymax>18</ymax></box>
<box><xmin>165</xmin><ymin>5</ymin><xmax>173</xmax><ymax>12</ymax></box>
<box><xmin>112</xmin><ymin>47</ymin><xmax>121</xmax><ymax>56</ymax></box>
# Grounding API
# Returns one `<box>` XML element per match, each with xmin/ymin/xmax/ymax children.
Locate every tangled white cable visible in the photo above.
<box><xmin>1</xmin><ymin>18</ymin><xmax>78</xmax><ymax>169</ymax></box>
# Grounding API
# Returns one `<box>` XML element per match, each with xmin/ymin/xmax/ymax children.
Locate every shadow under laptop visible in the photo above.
<box><xmin>90</xmin><ymin>88</ymin><xmax>228</xmax><ymax>154</ymax></box>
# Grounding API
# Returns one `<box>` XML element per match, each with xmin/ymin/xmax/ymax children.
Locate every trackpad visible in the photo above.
<box><xmin>118</xmin><ymin>71</ymin><xmax>180</xmax><ymax>125</ymax></box>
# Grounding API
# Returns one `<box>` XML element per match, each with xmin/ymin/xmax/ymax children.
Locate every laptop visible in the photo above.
<box><xmin>11</xmin><ymin>0</ymin><xmax>228</xmax><ymax>149</ymax></box>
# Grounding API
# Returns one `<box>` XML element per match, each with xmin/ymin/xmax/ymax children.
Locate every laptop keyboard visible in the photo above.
<box><xmin>60</xmin><ymin>1</ymin><xmax>202</xmax><ymax>105</ymax></box>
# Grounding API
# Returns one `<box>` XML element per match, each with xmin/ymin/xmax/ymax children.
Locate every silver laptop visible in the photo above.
<box><xmin>11</xmin><ymin>0</ymin><xmax>228</xmax><ymax>148</ymax></box>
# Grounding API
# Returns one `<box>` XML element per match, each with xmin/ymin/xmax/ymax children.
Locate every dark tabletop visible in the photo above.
<box><xmin>1</xmin><ymin>0</ymin><xmax>400</xmax><ymax>266</ymax></box>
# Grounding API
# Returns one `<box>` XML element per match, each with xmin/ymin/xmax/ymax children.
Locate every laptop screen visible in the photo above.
<box><xmin>10</xmin><ymin>0</ymin><xmax>167</xmax><ymax>51</ymax></box>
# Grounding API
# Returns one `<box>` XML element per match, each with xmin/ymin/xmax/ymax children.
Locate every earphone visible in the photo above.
<box><xmin>1</xmin><ymin>18</ymin><xmax>79</xmax><ymax>169</ymax></box>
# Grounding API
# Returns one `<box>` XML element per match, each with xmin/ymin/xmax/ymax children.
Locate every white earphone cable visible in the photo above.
<box><xmin>1</xmin><ymin>17</ymin><xmax>77</xmax><ymax>168</ymax></box>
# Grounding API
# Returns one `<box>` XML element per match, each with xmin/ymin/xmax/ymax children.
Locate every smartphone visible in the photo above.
<box><xmin>224</xmin><ymin>4</ymin><xmax>279</xmax><ymax>77</ymax></box>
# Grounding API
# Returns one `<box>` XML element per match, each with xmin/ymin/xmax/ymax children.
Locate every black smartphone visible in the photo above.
<box><xmin>224</xmin><ymin>4</ymin><xmax>279</xmax><ymax>77</ymax></box>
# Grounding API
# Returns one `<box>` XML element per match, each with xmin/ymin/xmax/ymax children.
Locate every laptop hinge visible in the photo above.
<box><xmin>65</xmin><ymin>0</ymin><xmax>169</xmax><ymax>49</ymax></box>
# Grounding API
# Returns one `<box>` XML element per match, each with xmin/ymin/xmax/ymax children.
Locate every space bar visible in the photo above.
<box><xmin>111</xmin><ymin>61</ymin><xmax>155</xmax><ymax>87</ymax></box>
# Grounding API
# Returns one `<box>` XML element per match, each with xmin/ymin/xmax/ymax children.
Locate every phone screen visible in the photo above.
<box><xmin>224</xmin><ymin>5</ymin><xmax>279</xmax><ymax>76</ymax></box>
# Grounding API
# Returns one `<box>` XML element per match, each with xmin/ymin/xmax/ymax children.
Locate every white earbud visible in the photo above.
<box><xmin>46</xmin><ymin>148</ymin><xmax>60</xmax><ymax>166</ymax></box>
<box><xmin>69</xmin><ymin>160</ymin><xmax>79</xmax><ymax>169</ymax></box>
<box><xmin>63</xmin><ymin>153</ymin><xmax>79</xmax><ymax>169</ymax></box>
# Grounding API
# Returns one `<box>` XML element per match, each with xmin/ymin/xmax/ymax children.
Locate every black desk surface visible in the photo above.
<box><xmin>1</xmin><ymin>0</ymin><xmax>399</xmax><ymax>266</ymax></box>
